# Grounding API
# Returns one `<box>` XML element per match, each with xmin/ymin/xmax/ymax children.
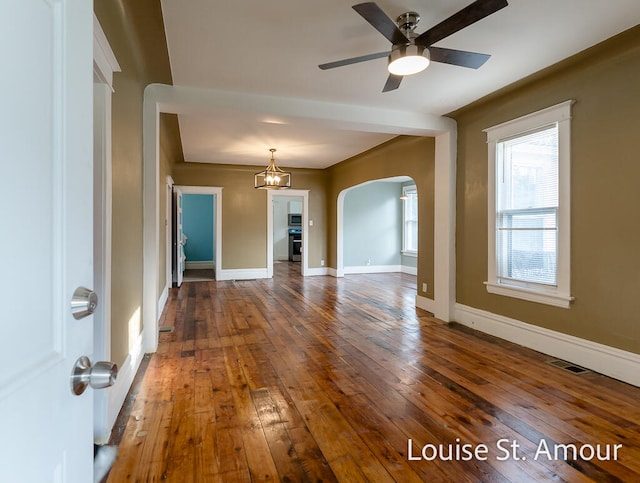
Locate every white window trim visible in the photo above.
<box><xmin>484</xmin><ymin>100</ymin><xmax>575</xmax><ymax>308</ymax></box>
<box><xmin>402</xmin><ymin>184</ymin><xmax>418</xmax><ymax>256</ymax></box>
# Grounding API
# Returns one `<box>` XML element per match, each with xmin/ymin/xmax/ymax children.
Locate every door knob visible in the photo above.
<box><xmin>71</xmin><ymin>286</ymin><xmax>98</xmax><ymax>320</ymax></box>
<box><xmin>70</xmin><ymin>356</ymin><xmax>118</xmax><ymax>395</ymax></box>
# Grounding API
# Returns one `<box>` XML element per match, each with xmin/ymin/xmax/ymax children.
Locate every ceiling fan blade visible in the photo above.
<box><xmin>318</xmin><ymin>50</ymin><xmax>391</xmax><ymax>70</ymax></box>
<box><xmin>353</xmin><ymin>2</ymin><xmax>408</xmax><ymax>45</ymax></box>
<box><xmin>429</xmin><ymin>46</ymin><xmax>490</xmax><ymax>69</ymax></box>
<box><xmin>382</xmin><ymin>74</ymin><xmax>403</xmax><ymax>92</ymax></box>
<box><xmin>415</xmin><ymin>0</ymin><xmax>508</xmax><ymax>47</ymax></box>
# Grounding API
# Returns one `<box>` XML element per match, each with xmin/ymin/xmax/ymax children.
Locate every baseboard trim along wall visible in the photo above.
<box><xmin>416</xmin><ymin>294</ymin><xmax>435</xmax><ymax>314</ymax></box>
<box><xmin>344</xmin><ymin>265</ymin><xmax>417</xmax><ymax>275</ymax></box>
<box><xmin>454</xmin><ymin>304</ymin><xmax>640</xmax><ymax>388</ymax></box>
<box><xmin>185</xmin><ymin>260</ymin><xmax>215</xmax><ymax>269</ymax></box>
<box><xmin>107</xmin><ymin>331</ymin><xmax>145</xmax><ymax>438</ymax></box>
<box><xmin>306</xmin><ymin>267</ymin><xmax>330</xmax><ymax>276</ymax></box>
<box><xmin>218</xmin><ymin>268</ymin><xmax>269</xmax><ymax>281</ymax></box>
<box><xmin>157</xmin><ymin>285</ymin><xmax>169</xmax><ymax>319</ymax></box>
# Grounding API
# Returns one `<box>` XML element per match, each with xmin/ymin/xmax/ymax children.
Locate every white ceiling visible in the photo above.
<box><xmin>160</xmin><ymin>0</ymin><xmax>640</xmax><ymax>169</ymax></box>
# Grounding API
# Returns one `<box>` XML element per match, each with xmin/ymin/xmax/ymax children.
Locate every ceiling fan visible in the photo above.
<box><xmin>319</xmin><ymin>0</ymin><xmax>508</xmax><ymax>92</ymax></box>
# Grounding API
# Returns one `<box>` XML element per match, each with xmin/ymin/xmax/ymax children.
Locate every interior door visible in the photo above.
<box><xmin>0</xmin><ymin>1</ymin><xmax>95</xmax><ymax>481</ymax></box>
<box><xmin>173</xmin><ymin>187</ymin><xmax>185</xmax><ymax>287</ymax></box>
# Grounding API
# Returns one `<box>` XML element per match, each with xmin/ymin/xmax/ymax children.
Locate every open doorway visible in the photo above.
<box><xmin>266</xmin><ymin>189</ymin><xmax>309</xmax><ymax>278</ymax></box>
<box><xmin>169</xmin><ymin>186</ymin><xmax>222</xmax><ymax>285</ymax></box>
<box><xmin>181</xmin><ymin>192</ymin><xmax>215</xmax><ymax>281</ymax></box>
<box><xmin>337</xmin><ymin>176</ymin><xmax>417</xmax><ymax>279</ymax></box>
<box><xmin>272</xmin><ymin>194</ymin><xmax>303</xmax><ymax>277</ymax></box>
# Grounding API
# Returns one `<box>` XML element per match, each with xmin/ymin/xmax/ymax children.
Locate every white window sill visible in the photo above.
<box><xmin>484</xmin><ymin>282</ymin><xmax>574</xmax><ymax>309</ymax></box>
<box><xmin>401</xmin><ymin>250</ymin><xmax>417</xmax><ymax>258</ymax></box>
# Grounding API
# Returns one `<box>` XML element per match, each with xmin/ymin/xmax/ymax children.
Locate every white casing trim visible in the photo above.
<box><xmin>267</xmin><ymin>189</ymin><xmax>310</xmax><ymax>278</ymax></box>
<box><xmin>455</xmin><ymin>304</ymin><xmax>640</xmax><ymax>387</ymax></box>
<box><xmin>484</xmin><ymin>100</ymin><xmax>574</xmax><ymax>308</ymax></box>
<box><xmin>93</xmin><ymin>14</ymin><xmax>120</xmax><ymax>90</ymax></box>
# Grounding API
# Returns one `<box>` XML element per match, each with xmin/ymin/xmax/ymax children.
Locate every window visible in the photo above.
<box><xmin>484</xmin><ymin>101</ymin><xmax>574</xmax><ymax>308</ymax></box>
<box><xmin>402</xmin><ymin>185</ymin><xmax>418</xmax><ymax>255</ymax></box>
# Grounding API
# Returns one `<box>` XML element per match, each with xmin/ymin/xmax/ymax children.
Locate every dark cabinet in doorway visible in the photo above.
<box><xmin>288</xmin><ymin>228</ymin><xmax>302</xmax><ymax>262</ymax></box>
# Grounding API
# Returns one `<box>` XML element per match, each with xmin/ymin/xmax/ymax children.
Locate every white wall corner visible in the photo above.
<box><xmin>433</xmin><ymin>126</ymin><xmax>457</xmax><ymax>322</ymax></box>
<box><xmin>142</xmin><ymin>87</ymin><xmax>161</xmax><ymax>354</ymax></box>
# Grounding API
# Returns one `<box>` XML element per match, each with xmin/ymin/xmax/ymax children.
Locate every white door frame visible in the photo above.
<box><xmin>267</xmin><ymin>189</ymin><xmax>309</xmax><ymax>277</ymax></box>
<box><xmin>165</xmin><ymin>176</ymin><xmax>174</xmax><ymax>292</ymax></box>
<box><xmin>174</xmin><ymin>185</ymin><xmax>223</xmax><ymax>281</ymax></box>
<box><xmin>93</xmin><ymin>14</ymin><xmax>121</xmax><ymax>444</ymax></box>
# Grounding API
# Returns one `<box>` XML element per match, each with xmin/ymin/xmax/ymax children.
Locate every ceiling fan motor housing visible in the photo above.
<box><xmin>395</xmin><ymin>11</ymin><xmax>420</xmax><ymax>33</ymax></box>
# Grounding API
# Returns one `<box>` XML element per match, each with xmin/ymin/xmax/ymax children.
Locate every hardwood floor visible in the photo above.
<box><xmin>106</xmin><ymin>263</ymin><xmax>640</xmax><ymax>482</ymax></box>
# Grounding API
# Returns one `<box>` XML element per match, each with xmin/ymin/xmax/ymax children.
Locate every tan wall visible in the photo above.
<box><xmin>94</xmin><ymin>1</ymin><xmax>176</xmax><ymax>366</ymax></box>
<box><xmin>170</xmin><ymin>162</ymin><xmax>329</xmax><ymax>269</ymax></box>
<box><xmin>326</xmin><ymin>136</ymin><xmax>435</xmax><ymax>299</ymax></box>
<box><xmin>450</xmin><ymin>26</ymin><xmax>640</xmax><ymax>355</ymax></box>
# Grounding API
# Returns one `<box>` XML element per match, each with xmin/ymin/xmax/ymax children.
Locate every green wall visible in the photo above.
<box><xmin>450</xmin><ymin>26</ymin><xmax>640</xmax><ymax>355</ymax></box>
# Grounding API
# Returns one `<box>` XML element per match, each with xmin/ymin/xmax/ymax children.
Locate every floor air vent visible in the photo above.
<box><xmin>547</xmin><ymin>359</ymin><xmax>590</xmax><ymax>374</ymax></box>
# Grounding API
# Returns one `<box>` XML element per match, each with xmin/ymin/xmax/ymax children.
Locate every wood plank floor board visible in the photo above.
<box><xmin>107</xmin><ymin>265</ymin><xmax>640</xmax><ymax>482</ymax></box>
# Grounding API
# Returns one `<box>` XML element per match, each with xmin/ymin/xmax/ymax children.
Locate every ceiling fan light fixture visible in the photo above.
<box><xmin>388</xmin><ymin>44</ymin><xmax>430</xmax><ymax>76</ymax></box>
<box><xmin>254</xmin><ymin>148</ymin><xmax>291</xmax><ymax>190</ymax></box>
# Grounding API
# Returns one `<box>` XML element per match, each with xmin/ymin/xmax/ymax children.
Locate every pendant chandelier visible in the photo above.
<box><xmin>254</xmin><ymin>148</ymin><xmax>291</xmax><ymax>190</ymax></box>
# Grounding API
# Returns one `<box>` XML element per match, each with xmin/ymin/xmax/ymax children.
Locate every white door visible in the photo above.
<box><xmin>0</xmin><ymin>1</ymin><xmax>96</xmax><ymax>482</ymax></box>
<box><xmin>173</xmin><ymin>188</ymin><xmax>185</xmax><ymax>286</ymax></box>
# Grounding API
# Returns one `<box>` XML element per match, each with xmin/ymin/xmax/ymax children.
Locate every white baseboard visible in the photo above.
<box><xmin>305</xmin><ymin>267</ymin><xmax>330</xmax><ymax>276</ymax></box>
<box><xmin>455</xmin><ymin>304</ymin><xmax>640</xmax><ymax>387</ymax></box>
<box><xmin>106</xmin><ymin>331</ymin><xmax>145</xmax><ymax>437</ymax></box>
<box><xmin>402</xmin><ymin>265</ymin><xmax>417</xmax><ymax>275</ymax></box>
<box><xmin>344</xmin><ymin>264</ymin><xmax>402</xmax><ymax>274</ymax></box>
<box><xmin>416</xmin><ymin>294</ymin><xmax>435</xmax><ymax>314</ymax></box>
<box><xmin>218</xmin><ymin>268</ymin><xmax>269</xmax><ymax>281</ymax></box>
<box><xmin>185</xmin><ymin>260</ymin><xmax>215</xmax><ymax>269</ymax></box>
<box><xmin>327</xmin><ymin>267</ymin><xmax>341</xmax><ymax>277</ymax></box>
<box><xmin>343</xmin><ymin>264</ymin><xmax>417</xmax><ymax>275</ymax></box>
<box><xmin>157</xmin><ymin>285</ymin><xmax>168</xmax><ymax>318</ymax></box>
